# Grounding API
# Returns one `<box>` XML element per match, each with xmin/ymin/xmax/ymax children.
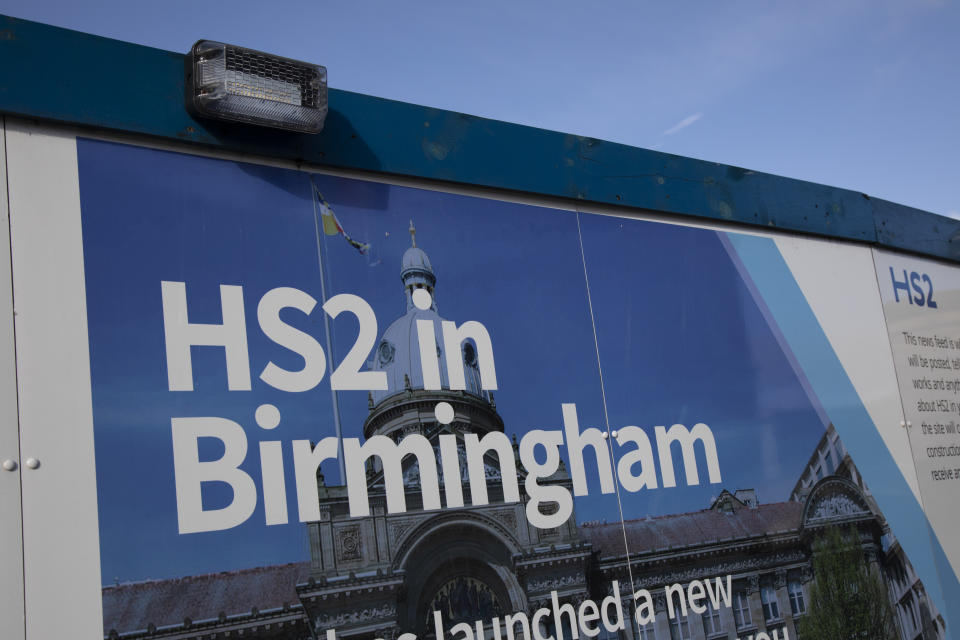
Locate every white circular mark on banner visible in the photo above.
<box><xmin>413</xmin><ymin>288</ymin><xmax>432</xmax><ymax>310</ymax></box>
<box><xmin>435</xmin><ymin>401</ymin><xmax>455</xmax><ymax>425</ymax></box>
<box><xmin>256</xmin><ymin>404</ymin><xmax>281</xmax><ymax>430</ymax></box>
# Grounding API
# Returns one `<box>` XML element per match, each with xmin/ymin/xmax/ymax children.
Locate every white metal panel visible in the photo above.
<box><xmin>775</xmin><ymin>235</ymin><xmax>920</xmax><ymax>500</ymax></box>
<box><xmin>873</xmin><ymin>248</ymin><xmax>960</xmax><ymax>576</ymax></box>
<box><xmin>6</xmin><ymin>119</ymin><xmax>102</xmax><ymax>638</ymax></box>
<box><xmin>0</xmin><ymin>117</ymin><xmax>26</xmax><ymax>640</ymax></box>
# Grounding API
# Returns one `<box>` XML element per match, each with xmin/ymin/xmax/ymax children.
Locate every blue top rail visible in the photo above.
<box><xmin>1</xmin><ymin>14</ymin><xmax>957</xmax><ymax>262</ymax></box>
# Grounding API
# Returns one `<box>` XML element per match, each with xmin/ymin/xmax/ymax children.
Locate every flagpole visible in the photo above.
<box><xmin>310</xmin><ymin>177</ymin><xmax>347</xmax><ymax>483</ymax></box>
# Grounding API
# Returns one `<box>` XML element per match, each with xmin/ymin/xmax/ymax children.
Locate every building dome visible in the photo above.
<box><xmin>399</xmin><ymin>221</ymin><xmax>437</xmax><ymax>305</ymax></box>
<box><xmin>401</xmin><ymin>246</ymin><xmax>434</xmax><ymax>283</ymax></box>
<box><xmin>367</xmin><ymin>222</ymin><xmax>489</xmax><ymax>412</ymax></box>
<box><xmin>370</xmin><ymin>306</ymin><xmax>461</xmax><ymax>402</ymax></box>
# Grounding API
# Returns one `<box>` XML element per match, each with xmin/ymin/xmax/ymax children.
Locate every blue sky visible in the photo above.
<box><xmin>78</xmin><ymin>139</ymin><xmax>827</xmax><ymax>583</ymax></box>
<box><xmin>2</xmin><ymin>1</ymin><xmax>958</xmax><ymax>218</ymax></box>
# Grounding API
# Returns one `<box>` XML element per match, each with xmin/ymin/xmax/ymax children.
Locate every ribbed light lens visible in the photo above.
<box><xmin>187</xmin><ymin>40</ymin><xmax>327</xmax><ymax>133</ymax></box>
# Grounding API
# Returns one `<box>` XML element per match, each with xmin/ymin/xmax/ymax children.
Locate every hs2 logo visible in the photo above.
<box><xmin>890</xmin><ymin>267</ymin><xmax>937</xmax><ymax>308</ymax></box>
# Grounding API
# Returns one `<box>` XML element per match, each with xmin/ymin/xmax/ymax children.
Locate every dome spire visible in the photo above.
<box><xmin>400</xmin><ymin>220</ymin><xmax>436</xmax><ymax>311</ymax></box>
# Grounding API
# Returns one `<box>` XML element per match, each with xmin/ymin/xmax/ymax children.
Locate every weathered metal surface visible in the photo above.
<box><xmin>1</xmin><ymin>14</ymin><xmax>957</xmax><ymax>260</ymax></box>
<box><xmin>873</xmin><ymin>197</ymin><xmax>960</xmax><ymax>262</ymax></box>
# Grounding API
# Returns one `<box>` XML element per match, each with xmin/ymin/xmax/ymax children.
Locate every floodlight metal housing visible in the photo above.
<box><xmin>186</xmin><ymin>40</ymin><xmax>327</xmax><ymax>133</ymax></box>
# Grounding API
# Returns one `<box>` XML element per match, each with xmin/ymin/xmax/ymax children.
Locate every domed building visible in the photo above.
<box><xmin>100</xmin><ymin>229</ymin><xmax>944</xmax><ymax>640</ymax></box>
<box><xmin>296</xmin><ymin>226</ymin><xmax>590</xmax><ymax>640</ymax></box>
<box><xmin>363</xmin><ymin>224</ymin><xmax>497</xmax><ymax>444</ymax></box>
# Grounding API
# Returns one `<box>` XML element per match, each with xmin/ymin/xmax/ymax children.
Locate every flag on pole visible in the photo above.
<box><xmin>313</xmin><ymin>183</ymin><xmax>371</xmax><ymax>255</ymax></box>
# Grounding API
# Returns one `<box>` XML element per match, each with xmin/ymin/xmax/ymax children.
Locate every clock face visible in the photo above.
<box><xmin>378</xmin><ymin>340</ymin><xmax>396</xmax><ymax>366</ymax></box>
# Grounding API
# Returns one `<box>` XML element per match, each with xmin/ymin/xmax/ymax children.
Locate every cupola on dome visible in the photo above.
<box><xmin>367</xmin><ymin>221</ymin><xmax>488</xmax><ymax>407</ymax></box>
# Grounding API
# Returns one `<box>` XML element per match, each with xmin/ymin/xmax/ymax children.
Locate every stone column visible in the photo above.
<box><xmin>308</xmin><ymin>522</ymin><xmax>324</xmax><ymax>572</ymax></box>
<box><xmin>718</xmin><ymin>600</ymin><xmax>737</xmax><ymax>638</ymax></box>
<box><xmin>318</xmin><ymin>510</ymin><xmax>336</xmax><ymax>574</ymax></box>
<box><xmin>690</xmin><ymin>610</ymin><xmax>707</xmax><ymax>640</ymax></box>
<box><xmin>747</xmin><ymin>575</ymin><xmax>765</xmax><ymax>633</ymax></box>
<box><xmin>774</xmin><ymin>570</ymin><xmax>790</xmax><ymax>632</ymax></box>
<box><xmin>653</xmin><ymin>592</ymin><xmax>671</xmax><ymax>640</ymax></box>
<box><xmin>373</xmin><ymin>506</ymin><xmax>389</xmax><ymax>563</ymax></box>
<box><xmin>619</xmin><ymin>601</ymin><xmax>635</xmax><ymax>640</ymax></box>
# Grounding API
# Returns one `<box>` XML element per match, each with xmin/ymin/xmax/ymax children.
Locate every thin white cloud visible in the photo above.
<box><xmin>946</xmin><ymin>210</ymin><xmax>960</xmax><ymax>220</ymax></box>
<box><xmin>662</xmin><ymin>112</ymin><xmax>703</xmax><ymax>136</ymax></box>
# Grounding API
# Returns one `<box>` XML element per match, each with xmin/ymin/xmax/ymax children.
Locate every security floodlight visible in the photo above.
<box><xmin>186</xmin><ymin>40</ymin><xmax>327</xmax><ymax>133</ymax></box>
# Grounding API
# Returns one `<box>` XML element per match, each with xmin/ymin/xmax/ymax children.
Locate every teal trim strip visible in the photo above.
<box><xmin>727</xmin><ymin>232</ymin><xmax>960</xmax><ymax>637</ymax></box>
<box><xmin>1</xmin><ymin>14</ymin><xmax>958</xmax><ymax>262</ymax></box>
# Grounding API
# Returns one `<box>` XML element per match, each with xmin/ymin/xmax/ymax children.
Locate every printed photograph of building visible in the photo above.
<box><xmin>100</xmin><ymin>232</ymin><xmax>944</xmax><ymax>640</ymax></box>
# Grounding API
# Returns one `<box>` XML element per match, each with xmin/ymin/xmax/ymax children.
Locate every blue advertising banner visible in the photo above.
<box><xmin>75</xmin><ymin>139</ymin><xmax>949</xmax><ymax>640</ymax></box>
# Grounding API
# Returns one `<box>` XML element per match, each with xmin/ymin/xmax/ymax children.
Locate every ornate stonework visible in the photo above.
<box><xmin>802</xmin><ymin>477</ymin><xmax>872</xmax><ymax>527</ymax></box>
<box><xmin>336</xmin><ymin>525</ymin><xmax>363</xmax><ymax>561</ymax></box>
<box><xmin>809</xmin><ymin>494</ymin><xmax>868</xmax><ymax>521</ymax></box>
<box><xmin>652</xmin><ymin>591</ymin><xmax>668</xmax><ymax>613</ymax></box>
<box><xmin>315</xmin><ymin>603</ymin><xmax>397</xmax><ymax>628</ymax></box>
<box><xmin>493</xmin><ymin>509</ymin><xmax>518</xmax><ymax>530</ymax></box>
<box><xmin>774</xmin><ymin>569</ymin><xmax>787</xmax><ymax>589</ymax></box>
<box><xmin>526</xmin><ymin>573</ymin><xmax>585</xmax><ymax>593</ymax></box>
<box><xmin>631</xmin><ymin>550</ymin><xmax>806</xmax><ymax>589</ymax></box>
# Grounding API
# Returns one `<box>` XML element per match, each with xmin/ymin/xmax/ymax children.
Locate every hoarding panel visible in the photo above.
<box><xmin>5</xmin><ymin>121</ymin><xmax>103</xmax><ymax>638</ymax></box>
<box><xmin>874</xmin><ymin>247</ymin><xmax>960</xmax><ymax>631</ymax></box>
<box><xmin>0</xmin><ymin>118</ymin><xmax>26</xmax><ymax>640</ymax></box>
<box><xmin>7</xmin><ymin>125</ymin><xmax>959</xmax><ymax>640</ymax></box>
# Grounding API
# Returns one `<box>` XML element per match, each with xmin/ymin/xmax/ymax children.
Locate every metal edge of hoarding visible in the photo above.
<box><xmin>0</xmin><ymin>13</ymin><xmax>957</xmax><ymax>264</ymax></box>
<box><xmin>0</xmin><ymin>117</ymin><xmax>26</xmax><ymax>640</ymax></box>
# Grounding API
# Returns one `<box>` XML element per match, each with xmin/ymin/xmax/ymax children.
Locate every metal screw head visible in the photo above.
<box><xmin>25</xmin><ymin>457</ymin><xmax>40</xmax><ymax>469</ymax></box>
<box><xmin>2</xmin><ymin>459</ymin><xmax>17</xmax><ymax>471</ymax></box>
<box><xmin>611</xmin><ymin>430</ymin><xmax>619</xmax><ymax>439</ymax></box>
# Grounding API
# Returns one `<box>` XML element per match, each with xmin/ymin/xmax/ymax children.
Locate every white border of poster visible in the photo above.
<box><xmin>0</xmin><ymin>117</ymin><xmax>27</xmax><ymax>640</ymax></box>
<box><xmin>6</xmin><ymin>119</ymin><xmax>103</xmax><ymax>638</ymax></box>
